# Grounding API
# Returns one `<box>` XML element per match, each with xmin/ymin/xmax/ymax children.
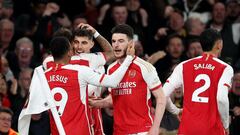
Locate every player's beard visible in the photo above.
<box><xmin>114</xmin><ymin>47</ymin><xmax>127</xmax><ymax>59</ymax></box>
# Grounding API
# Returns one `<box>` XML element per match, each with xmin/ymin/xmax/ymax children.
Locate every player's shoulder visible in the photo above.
<box><xmin>184</xmin><ymin>56</ymin><xmax>202</xmax><ymax>63</ymax></box>
<box><xmin>213</xmin><ymin>58</ymin><xmax>234</xmax><ymax>75</ymax></box>
<box><xmin>134</xmin><ymin>57</ymin><xmax>156</xmax><ymax>71</ymax></box>
<box><xmin>76</xmin><ymin>52</ymin><xmax>104</xmax><ymax>64</ymax></box>
<box><xmin>61</xmin><ymin>64</ymin><xmax>88</xmax><ymax>71</ymax></box>
<box><xmin>42</xmin><ymin>55</ymin><xmax>54</xmax><ymax>70</ymax></box>
<box><xmin>71</xmin><ymin>55</ymin><xmax>82</xmax><ymax>60</ymax></box>
<box><xmin>107</xmin><ymin>60</ymin><xmax>118</xmax><ymax>70</ymax></box>
<box><xmin>213</xmin><ymin>57</ymin><xmax>233</xmax><ymax>68</ymax></box>
<box><xmin>44</xmin><ymin>55</ymin><xmax>54</xmax><ymax>61</ymax></box>
<box><xmin>170</xmin><ymin>56</ymin><xmax>202</xmax><ymax>71</ymax></box>
<box><xmin>79</xmin><ymin>52</ymin><xmax>102</xmax><ymax>58</ymax></box>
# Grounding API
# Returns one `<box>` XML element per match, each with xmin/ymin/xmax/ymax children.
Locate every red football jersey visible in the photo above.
<box><xmin>164</xmin><ymin>54</ymin><xmax>233</xmax><ymax>135</ymax></box>
<box><xmin>108</xmin><ymin>57</ymin><xmax>162</xmax><ymax>134</ymax></box>
<box><xmin>44</xmin><ymin>55</ymin><xmax>133</xmax><ymax>135</ymax></box>
<box><xmin>43</xmin><ymin>53</ymin><xmax>106</xmax><ymax>135</ymax></box>
<box><xmin>45</xmin><ymin>65</ymin><xmax>92</xmax><ymax>135</ymax></box>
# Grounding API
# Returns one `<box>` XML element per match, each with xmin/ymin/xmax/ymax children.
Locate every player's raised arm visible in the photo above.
<box><xmin>81</xmin><ymin>42</ymin><xmax>135</xmax><ymax>88</ymax></box>
<box><xmin>78</xmin><ymin>23</ymin><xmax>115</xmax><ymax>62</ymax></box>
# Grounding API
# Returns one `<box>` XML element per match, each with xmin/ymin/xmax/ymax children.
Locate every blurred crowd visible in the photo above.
<box><xmin>0</xmin><ymin>0</ymin><xmax>239</xmax><ymax>135</ymax></box>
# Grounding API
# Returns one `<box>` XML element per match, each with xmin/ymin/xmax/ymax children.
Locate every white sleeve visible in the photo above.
<box><xmin>88</xmin><ymin>52</ymin><xmax>106</xmax><ymax>67</ymax></box>
<box><xmin>81</xmin><ymin>55</ymin><xmax>133</xmax><ymax>88</ymax></box>
<box><xmin>42</xmin><ymin>56</ymin><xmax>54</xmax><ymax>70</ymax></box>
<box><xmin>163</xmin><ymin>63</ymin><xmax>183</xmax><ymax>96</ymax></box>
<box><xmin>95</xmin><ymin>52</ymin><xmax>107</xmax><ymax>66</ymax></box>
<box><xmin>142</xmin><ymin>63</ymin><xmax>162</xmax><ymax>90</ymax></box>
<box><xmin>166</xmin><ymin>98</ymin><xmax>181</xmax><ymax>115</ymax></box>
<box><xmin>217</xmin><ymin>65</ymin><xmax>233</xmax><ymax>129</ymax></box>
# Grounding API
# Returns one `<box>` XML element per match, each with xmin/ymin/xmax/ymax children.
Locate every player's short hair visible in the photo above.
<box><xmin>73</xmin><ymin>27</ymin><xmax>93</xmax><ymax>40</ymax></box>
<box><xmin>111</xmin><ymin>24</ymin><xmax>134</xmax><ymax>40</ymax></box>
<box><xmin>200</xmin><ymin>29</ymin><xmax>222</xmax><ymax>51</ymax></box>
<box><xmin>49</xmin><ymin>36</ymin><xmax>71</xmax><ymax>60</ymax></box>
<box><xmin>53</xmin><ymin>27</ymin><xmax>73</xmax><ymax>42</ymax></box>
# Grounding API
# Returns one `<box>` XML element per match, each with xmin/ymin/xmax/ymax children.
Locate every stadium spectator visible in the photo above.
<box><xmin>0</xmin><ymin>19</ymin><xmax>14</xmax><ymax>56</ymax></box>
<box><xmin>154</xmin><ymin>34</ymin><xmax>185</xmax><ymax>82</ymax></box>
<box><xmin>6</xmin><ymin>37</ymin><xmax>37</xmax><ymax>78</ymax></box>
<box><xmin>0</xmin><ymin>107</ymin><xmax>18</xmax><ymax>135</ymax></box>
<box><xmin>229</xmin><ymin>70</ymin><xmax>240</xmax><ymax>135</ymax></box>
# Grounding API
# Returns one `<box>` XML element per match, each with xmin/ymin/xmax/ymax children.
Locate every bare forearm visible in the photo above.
<box><xmin>152</xmin><ymin>96</ymin><xmax>166</xmax><ymax>129</ymax></box>
<box><xmin>150</xmin><ymin>89</ymin><xmax>166</xmax><ymax>132</ymax></box>
<box><xmin>96</xmin><ymin>35</ymin><xmax>115</xmax><ymax>62</ymax></box>
<box><xmin>96</xmin><ymin>35</ymin><xmax>112</xmax><ymax>52</ymax></box>
<box><xmin>166</xmin><ymin>97</ymin><xmax>180</xmax><ymax>115</ymax></box>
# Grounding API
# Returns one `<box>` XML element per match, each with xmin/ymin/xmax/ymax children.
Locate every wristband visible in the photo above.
<box><xmin>93</xmin><ymin>31</ymin><xmax>100</xmax><ymax>38</ymax></box>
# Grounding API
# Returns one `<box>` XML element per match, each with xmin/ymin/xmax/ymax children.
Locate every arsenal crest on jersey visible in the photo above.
<box><xmin>128</xmin><ymin>70</ymin><xmax>136</xmax><ymax>78</ymax></box>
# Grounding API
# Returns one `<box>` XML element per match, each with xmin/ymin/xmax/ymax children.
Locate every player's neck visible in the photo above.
<box><xmin>204</xmin><ymin>51</ymin><xmax>219</xmax><ymax>58</ymax></box>
<box><xmin>54</xmin><ymin>56</ymin><xmax>70</xmax><ymax>65</ymax></box>
<box><xmin>117</xmin><ymin>57</ymin><xmax>126</xmax><ymax>64</ymax></box>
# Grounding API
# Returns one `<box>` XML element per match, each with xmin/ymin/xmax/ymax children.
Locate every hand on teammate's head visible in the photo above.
<box><xmin>77</xmin><ymin>23</ymin><xmax>96</xmax><ymax>34</ymax></box>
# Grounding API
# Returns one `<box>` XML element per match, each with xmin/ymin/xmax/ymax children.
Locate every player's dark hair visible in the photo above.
<box><xmin>49</xmin><ymin>36</ymin><xmax>71</xmax><ymax>60</ymax></box>
<box><xmin>73</xmin><ymin>27</ymin><xmax>93</xmax><ymax>40</ymax></box>
<box><xmin>111</xmin><ymin>24</ymin><xmax>134</xmax><ymax>39</ymax></box>
<box><xmin>53</xmin><ymin>27</ymin><xmax>73</xmax><ymax>42</ymax></box>
<box><xmin>200</xmin><ymin>29</ymin><xmax>222</xmax><ymax>51</ymax></box>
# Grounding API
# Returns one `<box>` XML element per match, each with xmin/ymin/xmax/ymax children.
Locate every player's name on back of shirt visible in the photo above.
<box><xmin>49</xmin><ymin>74</ymin><xmax>68</xmax><ymax>84</ymax></box>
<box><xmin>194</xmin><ymin>63</ymin><xmax>215</xmax><ymax>71</ymax></box>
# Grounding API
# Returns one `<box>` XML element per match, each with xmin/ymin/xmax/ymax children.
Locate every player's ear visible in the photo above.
<box><xmin>67</xmin><ymin>48</ymin><xmax>73</xmax><ymax>57</ymax></box>
<box><xmin>215</xmin><ymin>40</ymin><xmax>223</xmax><ymax>51</ymax></box>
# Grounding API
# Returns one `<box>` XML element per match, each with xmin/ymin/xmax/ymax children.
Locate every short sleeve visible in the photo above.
<box><xmin>141</xmin><ymin>63</ymin><xmax>162</xmax><ymax>91</ymax></box>
<box><xmin>163</xmin><ymin>63</ymin><xmax>183</xmax><ymax>96</ymax></box>
<box><xmin>78</xmin><ymin>53</ymin><xmax>106</xmax><ymax>68</ymax></box>
<box><xmin>42</xmin><ymin>56</ymin><xmax>54</xmax><ymax>70</ymax></box>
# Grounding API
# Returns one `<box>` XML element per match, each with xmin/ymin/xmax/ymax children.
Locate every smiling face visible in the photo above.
<box><xmin>72</xmin><ymin>36</ymin><xmax>94</xmax><ymax>54</ymax></box>
<box><xmin>111</xmin><ymin>33</ymin><xmax>129</xmax><ymax>59</ymax></box>
<box><xmin>16</xmin><ymin>42</ymin><xmax>33</xmax><ymax>64</ymax></box>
